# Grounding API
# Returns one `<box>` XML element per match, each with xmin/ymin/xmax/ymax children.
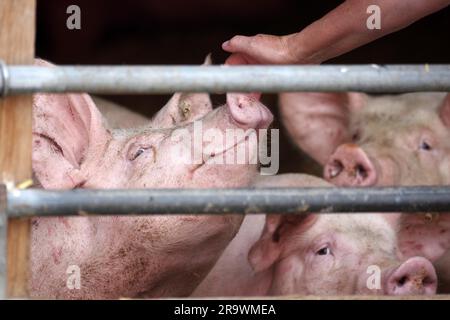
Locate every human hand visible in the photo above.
<box><xmin>222</xmin><ymin>34</ymin><xmax>301</xmax><ymax>65</ymax></box>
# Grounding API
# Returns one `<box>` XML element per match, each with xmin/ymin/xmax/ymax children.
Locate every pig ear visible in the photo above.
<box><xmin>248</xmin><ymin>214</ymin><xmax>316</xmax><ymax>272</ymax></box>
<box><xmin>151</xmin><ymin>55</ymin><xmax>213</xmax><ymax>128</ymax></box>
<box><xmin>279</xmin><ymin>92</ymin><xmax>368</xmax><ymax>165</ymax></box>
<box><xmin>248</xmin><ymin>215</ymin><xmax>284</xmax><ymax>272</ymax></box>
<box><xmin>32</xmin><ymin>92</ymin><xmax>111</xmax><ymax>189</ymax></box>
<box><xmin>152</xmin><ymin>92</ymin><xmax>213</xmax><ymax>128</ymax></box>
<box><xmin>202</xmin><ymin>53</ymin><xmax>212</xmax><ymax>66</ymax></box>
<box><xmin>439</xmin><ymin>94</ymin><xmax>450</xmax><ymax>127</ymax></box>
<box><xmin>34</xmin><ymin>58</ymin><xmax>53</xmax><ymax>67</ymax></box>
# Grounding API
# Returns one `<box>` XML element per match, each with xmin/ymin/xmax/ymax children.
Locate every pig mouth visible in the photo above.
<box><xmin>190</xmin><ymin>133</ymin><xmax>256</xmax><ymax>174</ymax></box>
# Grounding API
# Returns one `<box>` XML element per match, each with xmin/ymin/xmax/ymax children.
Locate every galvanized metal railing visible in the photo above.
<box><xmin>4</xmin><ymin>186</ymin><xmax>450</xmax><ymax>216</ymax></box>
<box><xmin>1</xmin><ymin>63</ymin><xmax>450</xmax><ymax>95</ymax></box>
<box><xmin>1</xmin><ymin>62</ymin><xmax>450</xmax><ymax>299</ymax></box>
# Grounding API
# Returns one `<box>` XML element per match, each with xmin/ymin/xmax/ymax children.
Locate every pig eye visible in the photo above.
<box><xmin>316</xmin><ymin>246</ymin><xmax>332</xmax><ymax>256</ymax></box>
<box><xmin>134</xmin><ymin>148</ymin><xmax>146</xmax><ymax>159</ymax></box>
<box><xmin>419</xmin><ymin>141</ymin><xmax>432</xmax><ymax>151</ymax></box>
<box><xmin>130</xmin><ymin>146</ymin><xmax>153</xmax><ymax>161</ymax></box>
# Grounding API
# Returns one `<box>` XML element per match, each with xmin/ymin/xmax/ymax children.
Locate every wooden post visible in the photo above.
<box><xmin>0</xmin><ymin>0</ymin><xmax>36</xmax><ymax>298</ymax></box>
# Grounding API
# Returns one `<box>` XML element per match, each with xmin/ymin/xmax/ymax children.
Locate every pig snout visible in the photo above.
<box><xmin>227</xmin><ymin>93</ymin><xmax>273</xmax><ymax>130</ymax></box>
<box><xmin>386</xmin><ymin>257</ymin><xmax>437</xmax><ymax>295</ymax></box>
<box><xmin>324</xmin><ymin>144</ymin><xmax>377</xmax><ymax>186</ymax></box>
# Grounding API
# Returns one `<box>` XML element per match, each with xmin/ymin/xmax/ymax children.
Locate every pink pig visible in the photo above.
<box><xmin>193</xmin><ymin>174</ymin><xmax>437</xmax><ymax>296</ymax></box>
<box><xmin>279</xmin><ymin>92</ymin><xmax>450</xmax><ymax>291</ymax></box>
<box><xmin>30</xmin><ymin>60</ymin><xmax>273</xmax><ymax>299</ymax></box>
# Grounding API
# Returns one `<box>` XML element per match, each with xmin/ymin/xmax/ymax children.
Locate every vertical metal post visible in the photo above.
<box><xmin>0</xmin><ymin>185</ymin><xmax>7</xmax><ymax>299</ymax></box>
<box><xmin>0</xmin><ymin>0</ymin><xmax>36</xmax><ymax>298</ymax></box>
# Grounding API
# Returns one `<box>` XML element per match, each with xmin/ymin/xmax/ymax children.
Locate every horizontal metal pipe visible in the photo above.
<box><xmin>0</xmin><ymin>64</ymin><xmax>449</xmax><ymax>94</ymax></box>
<box><xmin>6</xmin><ymin>187</ymin><xmax>450</xmax><ymax>217</ymax></box>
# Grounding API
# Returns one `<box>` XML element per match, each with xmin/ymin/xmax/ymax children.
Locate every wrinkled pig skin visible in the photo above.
<box><xmin>279</xmin><ymin>92</ymin><xmax>450</xmax><ymax>291</ymax></box>
<box><xmin>193</xmin><ymin>174</ymin><xmax>437</xmax><ymax>296</ymax></box>
<box><xmin>30</xmin><ymin>60</ymin><xmax>273</xmax><ymax>299</ymax></box>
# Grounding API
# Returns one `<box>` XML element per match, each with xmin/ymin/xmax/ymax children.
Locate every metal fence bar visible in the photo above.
<box><xmin>5</xmin><ymin>186</ymin><xmax>450</xmax><ymax>217</ymax></box>
<box><xmin>0</xmin><ymin>185</ymin><xmax>7</xmax><ymax>299</ymax></box>
<box><xmin>1</xmin><ymin>64</ymin><xmax>450</xmax><ymax>95</ymax></box>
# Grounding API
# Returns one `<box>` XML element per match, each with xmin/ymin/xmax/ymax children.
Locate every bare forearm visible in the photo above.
<box><xmin>288</xmin><ymin>0</ymin><xmax>450</xmax><ymax>63</ymax></box>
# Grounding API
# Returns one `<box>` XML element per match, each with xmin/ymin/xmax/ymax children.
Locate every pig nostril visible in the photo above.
<box><xmin>355</xmin><ymin>164</ymin><xmax>368</xmax><ymax>179</ymax></box>
<box><xmin>397</xmin><ymin>276</ymin><xmax>408</xmax><ymax>287</ymax></box>
<box><xmin>328</xmin><ymin>160</ymin><xmax>343</xmax><ymax>178</ymax></box>
<box><xmin>422</xmin><ymin>276</ymin><xmax>434</xmax><ymax>286</ymax></box>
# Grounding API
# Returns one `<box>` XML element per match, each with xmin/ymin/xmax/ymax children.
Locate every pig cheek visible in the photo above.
<box><xmin>128</xmin><ymin>145</ymin><xmax>190</xmax><ymax>188</ymax></box>
<box><xmin>304</xmin><ymin>256</ymin><xmax>340</xmax><ymax>295</ymax></box>
<box><xmin>220</xmin><ymin>163</ymin><xmax>258</xmax><ymax>187</ymax></box>
<box><xmin>439</xmin><ymin>157</ymin><xmax>450</xmax><ymax>184</ymax></box>
<box><xmin>271</xmin><ymin>255</ymin><xmax>307</xmax><ymax>295</ymax></box>
<box><xmin>303</xmin><ymin>245</ymin><xmax>359</xmax><ymax>295</ymax></box>
<box><xmin>83</xmin><ymin>159</ymin><xmax>128</xmax><ymax>189</ymax></box>
<box><xmin>400</xmin><ymin>156</ymin><xmax>438</xmax><ymax>186</ymax></box>
<box><xmin>417</xmin><ymin>151</ymin><xmax>445</xmax><ymax>185</ymax></box>
<box><xmin>192</xmin><ymin>163</ymin><xmax>257</xmax><ymax>188</ymax></box>
<box><xmin>126</xmin><ymin>159</ymin><xmax>170</xmax><ymax>188</ymax></box>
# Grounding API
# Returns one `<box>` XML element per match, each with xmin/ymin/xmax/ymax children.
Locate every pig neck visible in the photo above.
<box><xmin>246</xmin><ymin>268</ymin><xmax>275</xmax><ymax>296</ymax></box>
<box><xmin>210</xmin><ymin>214</ymin><xmax>275</xmax><ymax>297</ymax></box>
<box><xmin>194</xmin><ymin>214</ymin><xmax>275</xmax><ymax>297</ymax></box>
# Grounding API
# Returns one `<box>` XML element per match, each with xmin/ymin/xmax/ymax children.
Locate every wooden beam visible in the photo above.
<box><xmin>0</xmin><ymin>0</ymin><xmax>36</xmax><ymax>298</ymax></box>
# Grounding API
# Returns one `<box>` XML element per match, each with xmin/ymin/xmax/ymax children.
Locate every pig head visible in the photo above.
<box><xmin>30</xmin><ymin>59</ymin><xmax>273</xmax><ymax>298</ymax></box>
<box><xmin>279</xmin><ymin>92</ymin><xmax>450</xmax><ymax>187</ymax></box>
<box><xmin>250</xmin><ymin>213</ymin><xmax>437</xmax><ymax>295</ymax></box>
<box><xmin>248</xmin><ymin>175</ymin><xmax>437</xmax><ymax>296</ymax></box>
<box><xmin>33</xmin><ymin>57</ymin><xmax>273</xmax><ymax>190</ymax></box>
<box><xmin>195</xmin><ymin>174</ymin><xmax>437</xmax><ymax>297</ymax></box>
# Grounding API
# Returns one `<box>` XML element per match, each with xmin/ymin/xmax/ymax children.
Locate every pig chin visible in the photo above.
<box><xmin>190</xmin><ymin>140</ymin><xmax>261</xmax><ymax>186</ymax></box>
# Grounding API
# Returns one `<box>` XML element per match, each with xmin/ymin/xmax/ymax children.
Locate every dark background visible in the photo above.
<box><xmin>35</xmin><ymin>0</ymin><xmax>450</xmax><ymax>174</ymax></box>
